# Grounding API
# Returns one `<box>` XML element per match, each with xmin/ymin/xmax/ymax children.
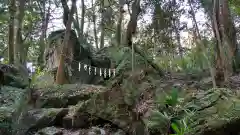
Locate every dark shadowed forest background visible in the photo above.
<box><xmin>0</xmin><ymin>0</ymin><xmax>240</xmax><ymax>135</ymax></box>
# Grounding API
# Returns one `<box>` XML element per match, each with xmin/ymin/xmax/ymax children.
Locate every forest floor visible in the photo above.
<box><xmin>0</xmin><ymin>65</ymin><xmax>239</xmax><ymax>135</ymax></box>
<box><xmin>0</xmin><ymin>46</ymin><xmax>240</xmax><ymax>135</ymax></box>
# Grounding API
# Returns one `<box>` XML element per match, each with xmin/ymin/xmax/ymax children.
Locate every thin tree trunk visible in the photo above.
<box><xmin>22</xmin><ymin>0</ymin><xmax>33</xmax><ymax>65</ymax></box>
<box><xmin>100</xmin><ymin>11</ymin><xmax>105</xmax><ymax>49</ymax></box>
<box><xmin>74</xmin><ymin>8</ymin><xmax>81</xmax><ymax>36</ymax></box>
<box><xmin>56</xmin><ymin>0</ymin><xmax>76</xmax><ymax>85</ymax></box>
<box><xmin>93</xmin><ymin>14</ymin><xmax>98</xmax><ymax>49</ymax></box>
<box><xmin>125</xmin><ymin>0</ymin><xmax>163</xmax><ymax>76</ymax></box>
<box><xmin>212</xmin><ymin>0</ymin><xmax>224</xmax><ymax>81</ymax></box>
<box><xmin>92</xmin><ymin>0</ymin><xmax>98</xmax><ymax>49</ymax></box>
<box><xmin>116</xmin><ymin>2</ymin><xmax>124</xmax><ymax>46</ymax></box>
<box><xmin>173</xmin><ymin>18</ymin><xmax>182</xmax><ymax>57</ymax></box>
<box><xmin>8</xmin><ymin>0</ymin><xmax>16</xmax><ymax>64</ymax></box>
<box><xmin>38</xmin><ymin>0</ymin><xmax>50</xmax><ymax>69</ymax></box>
<box><xmin>63</xmin><ymin>0</ymin><xmax>82</xmax><ymax>48</ymax></box>
<box><xmin>80</xmin><ymin>0</ymin><xmax>84</xmax><ymax>38</ymax></box>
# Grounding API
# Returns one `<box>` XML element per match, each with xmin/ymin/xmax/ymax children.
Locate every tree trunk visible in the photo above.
<box><xmin>116</xmin><ymin>1</ymin><xmax>124</xmax><ymax>46</ymax></box>
<box><xmin>55</xmin><ymin>0</ymin><xmax>76</xmax><ymax>85</ymax></box>
<box><xmin>125</xmin><ymin>0</ymin><xmax>141</xmax><ymax>46</ymax></box>
<box><xmin>212</xmin><ymin>0</ymin><xmax>237</xmax><ymax>81</ymax></box>
<box><xmin>8</xmin><ymin>0</ymin><xmax>16</xmax><ymax>64</ymax></box>
<box><xmin>38</xmin><ymin>0</ymin><xmax>50</xmax><ymax>69</ymax></box>
<box><xmin>80</xmin><ymin>0</ymin><xmax>85</xmax><ymax>38</ymax></box>
<box><xmin>125</xmin><ymin>0</ymin><xmax>163</xmax><ymax>76</ymax></box>
<box><xmin>74</xmin><ymin>0</ymin><xmax>85</xmax><ymax>47</ymax></box>
<box><xmin>15</xmin><ymin>0</ymin><xmax>25</xmax><ymax>65</ymax></box>
<box><xmin>92</xmin><ymin>0</ymin><xmax>98</xmax><ymax>49</ymax></box>
<box><xmin>100</xmin><ymin>11</ymin><xmax>105</xmax><ymax>49</ymax></box>
<box><xmin>74</xmin><ymin>7</ymin><xmax>81</xmax><ymax>36</ymax></box>
<box><xmin>173</xmin><ymin>18</ymin><xmax>182</xmax><ymax>57</ymax></box>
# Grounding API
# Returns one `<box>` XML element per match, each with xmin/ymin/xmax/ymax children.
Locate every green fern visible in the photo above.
<box><xmin>165</xmin><ymin>88</ymin><xmax>179</xmax><ymax>107</ymax></box>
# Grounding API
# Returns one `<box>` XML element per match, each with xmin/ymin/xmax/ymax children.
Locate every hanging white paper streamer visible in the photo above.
<box><xmin>108</xmin><ymin>68</ymin><xmax>111</xmax><ymax>77</ymax></box>
<box><xmin>104</xmin><ymin>68</ymin><xmax>107</xmax><ymax>78</ymax></box>
<box><xmin>113</xmin><ymin>69</ymin><xmax>116</xmax><ymax>77</ymax></box>
<box><xmin>89</xmin><ymin>66</ymin><xmax>91</xmax><ymax>75</ymax></box>
<box><xmin>84</xmin><ymin>64</ymin><xmax>87</xmax><ymax>71</ymax></box>
<box><xmin>99</xmin><ymin>68</ymin><xmax>102</xmax><ymax>76</ymax></box>
<box><xmin>76</xmin><ymin>62</ymin><xmax>117</xmax><ymax>78</ymax></box>
<box><xmin>94</xmin><ymin>67</ymin><xmax>97</xmax><ymax>75</ymax></box>
<box><xmin>78</xmin><ymin>62</ymin><xmax>81</xmax><ymax>71</ymax></box>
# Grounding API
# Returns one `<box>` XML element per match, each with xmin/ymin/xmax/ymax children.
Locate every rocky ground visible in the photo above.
<box><xmin>0</xmin><ymin>47</ymin><xmax>240</xmax><ymax>135</ymax></box>
<box><xmin>0</xmin><ymin>65</ymin><xmax>240</xmax><ymax>135</ymax></box>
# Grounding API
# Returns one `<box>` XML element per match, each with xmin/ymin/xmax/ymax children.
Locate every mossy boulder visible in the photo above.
<box><xmin>66</xmin><ymin>68</ymin><xmax>158</xmax><ymax>135</ymax></box>
<box><xmin>34</xmin><ymin>84</ymin><xmax>105</xmax><ymax>108</ymax></box>
<box><xmin>0</xmin><ymin>86</ymin><xmax>27</xmax><ymax>135</ymax></box>
<box><xmin>0</xmin><ymin>64</ymin><xmax>29</xmax><ymax>88</ymax></box>
<box><xmin>14</xmin><ymin>108</ymin><xmax>68</xmax><ymax>135</ymax></box>
<box><xmin>31</xmin><ymin>72</ymin><xmax>55</xmax><ymax>89</ymax></box>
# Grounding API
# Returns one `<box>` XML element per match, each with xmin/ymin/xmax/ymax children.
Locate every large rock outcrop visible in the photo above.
<box><xmin>44</xmin><ymin>29</ymin><xmax>111</xmax><ymax>85</ymax></box>
<box><xmin>2</xmin><ymin>70</ymin><xmax>240</xmax><ymax>135</ymax></box>
<box><xmin>13</xmin><ymin>61</ymin><xmax>240</xmax><ymax>135</ymax></box>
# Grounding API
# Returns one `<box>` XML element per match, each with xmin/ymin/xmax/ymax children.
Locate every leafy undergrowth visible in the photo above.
<box><xmin>146</xmin><ymin>87</ymin><xmax>240</xmax><ymax>135</ymax></box>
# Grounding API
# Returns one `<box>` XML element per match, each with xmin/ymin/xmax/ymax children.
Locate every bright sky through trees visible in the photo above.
<box><xmin>47</xmin><ymin>0</ymin><xmax>208</xmax><ymax>48</ymax></box>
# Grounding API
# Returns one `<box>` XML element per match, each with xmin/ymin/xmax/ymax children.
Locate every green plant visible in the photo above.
<box><xmin>170</xmin><ymin>117</ymin><xmax>191</xmax><ymax>135</ymax></box>
<box><xmin>165</xmin><ymin>88</ymin><xmax>179</xmax><ymax>107</ymax></box>
<box><xmin>146</xmin><ymin>87</ymin><xmax>194</xmax><ymax>134</ymax></box>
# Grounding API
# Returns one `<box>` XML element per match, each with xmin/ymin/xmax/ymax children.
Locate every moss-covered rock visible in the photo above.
<box><xmin>0</xmin><ymin>64</ymin><xmax>29</xmax><ymax>88</ymax></box>
<box><xmin>146</xmin><ymin>88</ymin><xmax>240</xmax><ymax>135</ymax></box>
<box><xmin>14</xmin><ymin>108</ymin><xmax>68</xmax><ymax>135</ymax></box>
<box><xmin>0</xmin><ymin>107</ymin><xmax>13</xmax><ymax>135</ymax></box>
<box><xmin>188</xmin><ymin>88</ymin><xmax>240</xmax><ymax>135</ymax></box>
<box><xmin>35</xmin><ymin>84</ymin><xmax>105</xmax><ymax>108</ymax></box>
<box><xmin>35</xmin><ymin>126</ymin><xmax>63</xmax><ymax>135</ymax></box>
<box><xmin>62</xmin><ymin>105</ymin><xmax>94</xmax><ymax>129</ymax></box>
<box><xmin>31</xmin><ymin>72</ymin><xmax>55</xmax><ymax>89</ymax></box>
<box><xmin>0</xmin><ymin>86</ymin><xmax>27</xmax><ymax>135</ymax></box>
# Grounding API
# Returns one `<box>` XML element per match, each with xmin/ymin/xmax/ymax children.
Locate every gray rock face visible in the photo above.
<box><xmin>14</xmin><ymin>108</ymin><xmax>69</xmax><ymax>135</ymax></box>
<box><xmin>44</xmin><ymin>29</ymin><xmax>111</xmax><ymax>85</ymax></box>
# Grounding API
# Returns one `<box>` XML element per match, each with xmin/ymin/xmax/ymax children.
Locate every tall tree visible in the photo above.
<box><xmin>55</xmin><ymin>0</ymin><xmax>76</xmax><ymax>85</ymax></box>
<box><xmin>38</xmin><ymin>0</ymin><xmax>51</xmax><ymax>69</ymax></box>
<box><xmin>126</xmin><ymin>0</ymin><xmax>163</xmax><ymax>75</ymax></box>
<box><xmin>92</xmin><ymin>0</ymin><xmax>98</xmax><ymax>49</ymax></box>
<box><xmin>80</xmin><ymin>0</ymin><xmax>85</xmax><ymax>39</ymax></box>
<box><xmin>172</xmin><ymin>0</ymin><xmax>183</xmax><ymax>57</ymax></box>
<box><xmin>8</xmin><ymin>0</ymin><xmax>16</xmax><ymax>64</ymax></box>
<box><xmin>15</xmin><ymin>0</ymin><xmax>25</xmax><ymax>64</ymax></box>
<box><xmin>100</xmin><ymin>10</ymin><xmax>105</xmax><ymax>49</ymax></box>
<box><xmin>116</xmin><ymin>0</ymin><xmax>125</xmax><ymax>46</ymax></box>
<box><xmin>211</xmin><ymin>0</ymin><xmax>237</xmax><ymax>81</ymax></box>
